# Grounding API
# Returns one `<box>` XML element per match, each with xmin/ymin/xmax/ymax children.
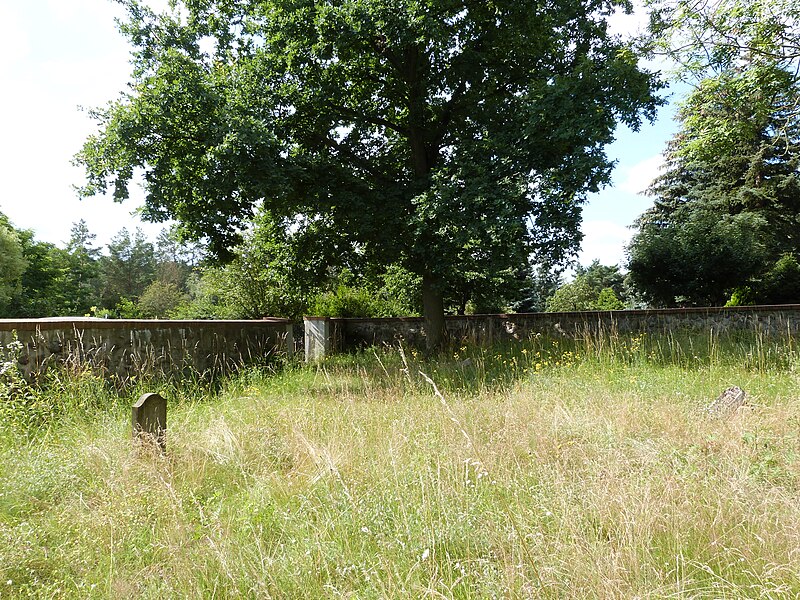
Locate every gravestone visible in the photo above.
<box><xmin>707</xmin><ymin>386</ymin><xmax>747</xmax><ymax>419</ymax></box>
<box><xmin>132</xmin><ymin>392</ymin><xmax>167</xmax><ymax>452</ymax></box>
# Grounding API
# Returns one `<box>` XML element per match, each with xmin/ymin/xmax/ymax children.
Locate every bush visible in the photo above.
<box><xmin>594</xmin><ymin>287</ymin><xmax>625</xmax><ymax>310</ymax></box>
<box><xmin>545</xmin><ymin>281</ymin><xmax>625</xmax><ymax>312</ymax></box>
<box><xmin>309</xmin><ymin>285</ymin><xmax>391</xmax><ymax>318</ymax></box>
<box><xmin>759</xmin><ymin>254</ymin><xmax>800</xmax><ymax>304</ymax></box>
<box><xmin>138</xmin><ymin>280</ymin><xmax>188</xmax><ymax>318</ymax></box>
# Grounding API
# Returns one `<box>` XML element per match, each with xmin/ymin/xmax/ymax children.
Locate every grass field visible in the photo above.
<box><xmin>1</xmin><ymin>330</ymin><xmax>800</xmax><ymax>598</ymax></box>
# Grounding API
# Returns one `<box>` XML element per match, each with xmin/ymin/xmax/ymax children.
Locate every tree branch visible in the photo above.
<box><xmin>327</xmin><ymin>104</ymin><xmax>408</xmax><ymax>135</ymax></box>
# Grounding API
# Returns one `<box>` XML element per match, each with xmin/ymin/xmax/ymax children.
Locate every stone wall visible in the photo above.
<box><xmin>325</xmin><ymin>305</ymin><xmax>800</xmax><ymax>351</ymax></box>
<box><xmin>0</xmin><ymin>318</ymin><xmax>294</xmax><ymax>380</ymax></box>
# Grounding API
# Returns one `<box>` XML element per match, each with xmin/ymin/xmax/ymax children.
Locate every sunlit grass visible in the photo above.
<box><xmin>1</xmin><ymin>330</ymin><xmax>799</xmax><ymax>598</ymax></box>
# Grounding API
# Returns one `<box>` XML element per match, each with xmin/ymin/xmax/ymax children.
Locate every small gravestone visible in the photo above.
<box><xmin>707</xmin><ymin>386</ymin><xmax>747</xmax><ymax>419</ymax></box>
<box><xmin>132</xmin><ymin>393</ymin><xmax>167</xmax><ymax>452</ymax></box>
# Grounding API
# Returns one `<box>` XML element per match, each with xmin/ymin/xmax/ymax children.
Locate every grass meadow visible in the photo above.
<box><xmin>1</xmin><ymin>329</ymin><xmax>800</xmax><ymax>598</ymax></box>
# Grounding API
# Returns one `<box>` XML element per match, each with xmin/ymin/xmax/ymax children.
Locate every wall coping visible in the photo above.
<box><xmin>0</xmin><ymin>317</ymin><xmax>292</xmax><ymax>332</ymax></box>
<box><xmin>328</xmin><ymin>304</ymin><xmax>800</xmax><ymax>324</ymax></box>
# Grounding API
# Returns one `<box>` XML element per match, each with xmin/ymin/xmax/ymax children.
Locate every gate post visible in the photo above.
<box><xmin>304</xmin><ymin>317</ymin><xmax>332</xmax><ymax>362</ymax></box>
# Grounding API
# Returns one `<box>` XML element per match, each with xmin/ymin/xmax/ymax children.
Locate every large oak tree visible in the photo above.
<box><xmin>79</xmin><ymin>0</ymin><xmax>661</xmax><ymax>347</ymax></box>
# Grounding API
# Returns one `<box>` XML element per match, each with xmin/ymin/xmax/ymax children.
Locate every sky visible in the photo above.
<box><xmin>0</xmin><ymin>0</ymin><xmax>679</xmax><ymax>266</ymax></box>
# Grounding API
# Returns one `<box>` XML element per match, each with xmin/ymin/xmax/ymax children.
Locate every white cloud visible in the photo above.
<box><xmin>0</xmin><ymin>5</ymin><xmax>31</xmax><ymax>75</ymax></box>
<box><xmin>607</xmin><ymin>0</ymin><xmax>649</xmax><ymax>39</ymax></box>
<box><xmin>578</xmin><ymin>220</ymin><xmax>634</xmax><ymax>268</ymax></box>
<box><xmin>616</xmin><ymin>154</ymin><xmax>665</xmax><ymax>195</ymax></box>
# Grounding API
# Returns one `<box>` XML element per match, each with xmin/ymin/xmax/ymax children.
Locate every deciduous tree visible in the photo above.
<box><xmin>646</xmin><ymin>0</ymin><xmax>800</xmax><ymax>78</ymax></box>
<box><xmin>0</xmin><ymin>215</ymin><xmax>27</xmax><ymax>313</ymax></box>
<box><xmin>78</xmin><ymin>0</ymin><xmax>662</xmax><ymax>347</ymax></box>
<box><xmin>545</xmin><ymin>261</ymin><xmax>626</xmax><ymax>311</ymax></box>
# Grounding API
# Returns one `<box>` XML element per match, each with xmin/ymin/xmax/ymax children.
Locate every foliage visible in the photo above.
<box><xmin>628</xmin><ymin>0</ymin><xmax>800</xmax><ymax>307</ymax></box>
<box><xmin>645</xmin><ymin>0</ymin><xmax>800</xmax><ymax>82</ymax></box>
<box><xmin>728</xmin><ymin>255</ymin><xmax>800</xmax><ymax>306</ymax></box>
<box><xmin>0</xmin><ymin>217</ymin><xmax>104</xmax><ymax>318</ymax></box>
<box><xmin>175</xmin><ymin>214</ymin><xmax>424</xmax><ymax>319</ymax></box>
<box><xmin>77</xmin><ymin>0</ymin><xmax>663</xmax><ymax>346</ymax></box>
<box><xmin>509</xmin><ymin>263</ymin><xmax>564</xmax><ymax>313</ymax></box>
<box><xmin>594</xmin><ymin>286</ymin><xmax>626</xmax><ymax>310</ymax></box>
<box><xmin>0</xmin><ymin>216</ymin><xmax>27</xmax><ymax>311</ymax></box>
<box><xmin>574</xmin><ymin>260</ymin><xmax>626</xmax><ymax>301</ymax></box>
<box><xmin>628</xmin><ymin>208</ymin><xmax>768</xmax><ymax>306</ymax></box>
<box><xmin>627</xmin><ymin>59</ymin><xmax>800</xmax><ymax>306</ymax></box>
<box><xmin>309</xmin><ymin>285</ymin><xmax>388</xmax><ymax>318</ymax></box>
<box><xmin>446</xmin><ymin>263</ymin><xmax>527</xmax><ymax>315</ymax></box>
<box><xmin>309</xmin><ymin>274</ymin><xmax>420</xmax><ymax>318</ymax></box>
<box><xmin>545</xmin><ymin>280</ymin><xmax>625</xmax><ymax>312</ymax></box>
<box><xmin>155</xmin><ymin>225</ymin><xmax>205</xmax><ymax>268</ymax></box>
<box><xmin>62</xmin><ymin>220</ymin><xmax>102</xmax><ymax>315</ymax></box>
<box><xmin>374</xmin><ymin>264</ymin><xmax>422</xmax><ymax>316</ymax></box>
<box><xmin>4</xmin><ymin>230</ymin><xmax>73</xmax><ymax>318</ymax></box>
<box><xmin>170</xmin><ymin>270</ymin><xmax>241</xmax><ymax>320</ymax></box>
<box><xmin>100</xmin><ymin>227</ymin><xmax>157</xmax><ymax>310</ymax></box>
<box><xmin>137</xmin><ymin>280</ymin><xmax>188</xmax><ymax>318</ymax></box>
<box><xmin>305</xmin><ymin>265</ymin><xmax>421</xmax><ymax>318</ymax></box>
<box><xmin>546</xmin><ymin>261</ymin><xmax>626</xmax><ymax>311</ymax></box>
<box><xmin>0</xmin><ymin>214</ymin><xmax>205</xmax><ymax>319</ymax></box>
<box><xmin>546</xmin><ymin>278</ymin><xmax>597</xmax><ymax>312</ymax></box>
<box><xmin>176</xmin><ymin>213</ymin><xmax>314</xmax><ymax>320</ymax></box>
<box><xmin>759</xmin><ymin>254</ymin><xmax>800</xmax><ymax>305</ymax></box>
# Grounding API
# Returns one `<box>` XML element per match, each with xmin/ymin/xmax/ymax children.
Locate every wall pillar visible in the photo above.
<box><xmin>304</xmin><ymin>317</ymin><xmax>332</xmax><ymax>362</ymax></box>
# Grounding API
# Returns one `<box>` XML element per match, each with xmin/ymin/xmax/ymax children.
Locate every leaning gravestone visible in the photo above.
<box><xmin>132</xmin><ymin>393</ymin><xmax>167</xmax><ymax>452</ymax></box>
<box><xmin>707</xmin><ymin>386</ymin><xmax>747</xmax><ymax>419</ymax></box>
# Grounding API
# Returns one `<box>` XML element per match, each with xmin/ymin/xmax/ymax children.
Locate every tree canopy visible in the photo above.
<box><xmin>0</xmin><ymin>215</ymin><xmax>27</xmax><ymax>311</ymax></box>
<box><xmin>545</xmin><ymin>260</ymin><xmax>625</xmax><ymax>311</ymax></box>
<box><xmin>646</xmin><ymin>0</ymin><xmax>800</xmax><ymax>79</ymax></box>
<box><xmin>78</xmin><ymin>0</ymin><xmax>662</xmax><ymax>345</ymax></box>
<box><xmin>627</xmin><ymin>36</ymin><xmax>800</xmax><ymax>306</ymax></box>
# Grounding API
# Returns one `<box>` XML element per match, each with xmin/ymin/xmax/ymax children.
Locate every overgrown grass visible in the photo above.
<box><xmin>2</xmin><ymin>330</ymin><xmax>800</xmax><ymax>598</ymax></box>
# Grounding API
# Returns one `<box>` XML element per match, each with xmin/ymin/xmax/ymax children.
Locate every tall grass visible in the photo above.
<box><xmin>1</xmin><ymin>327</ymin><xmax>799</xmax><ymax>598</ymax></box>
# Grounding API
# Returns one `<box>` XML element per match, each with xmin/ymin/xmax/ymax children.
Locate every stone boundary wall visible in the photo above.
<box><xmin>323</xmin><ymin>305</ymin><xmax>800</xmax><ymax>352</ymax></box>
<box><xmin>0</xmin><ymin>318</ymin><xmax>294</xmax><ymax>380</ymax></box>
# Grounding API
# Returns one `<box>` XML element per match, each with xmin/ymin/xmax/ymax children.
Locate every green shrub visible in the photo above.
<box><xmin>309</xmin><ymin>285</ymin><xmax>388</xmax><ymax>318</ymax></box>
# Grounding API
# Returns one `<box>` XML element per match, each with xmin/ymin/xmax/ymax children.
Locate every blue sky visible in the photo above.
<box><xmin>0</xmin><ymin>0</ymin><xmax>679</xmax><ymax>266</ymax></box>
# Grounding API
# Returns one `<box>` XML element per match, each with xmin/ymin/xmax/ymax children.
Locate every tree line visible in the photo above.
<box><xmin>0</xmin><ymin>201</ymin><xmax>630</xmax><ymax>319</ymax></box>
<box><xmin>0</xmin><ymin>213</ymin><xmax>429</xmax><ymax>320</ymax></box>
<box><xmin>0</xmin><ymin>205</ymin><xmax>690</xmax><ymax>322</ymax></box>
<box><xmin>1</xmin><ymin>202</ymin><xmax>797</xmax><ymax>320</ymax></box>
<box><xmin>0</xmin><ymin>217</ymin><xmax>190</xmax><ymax>319</ymax></box>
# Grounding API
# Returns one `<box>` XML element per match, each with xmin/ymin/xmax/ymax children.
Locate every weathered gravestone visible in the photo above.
<box><xmin>707</xmin><ymin>386</ymin><xmax>747</xmax><ymax>419</ymax></box>
<box><xmin>132</xmin><ymin>392</ymin><xmax>167</xmax><ymax>452</ymax></box>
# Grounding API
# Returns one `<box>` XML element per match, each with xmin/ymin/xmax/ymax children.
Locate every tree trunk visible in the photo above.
<box><xmin>404</xmin><ymin>48</ymin><xmax>444</xmax><ymax>351</ymax></box>
<box><xmin>422</xmin><ymin>273</ymin><xmax>446</xmax><ymax>352</ymax></box>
